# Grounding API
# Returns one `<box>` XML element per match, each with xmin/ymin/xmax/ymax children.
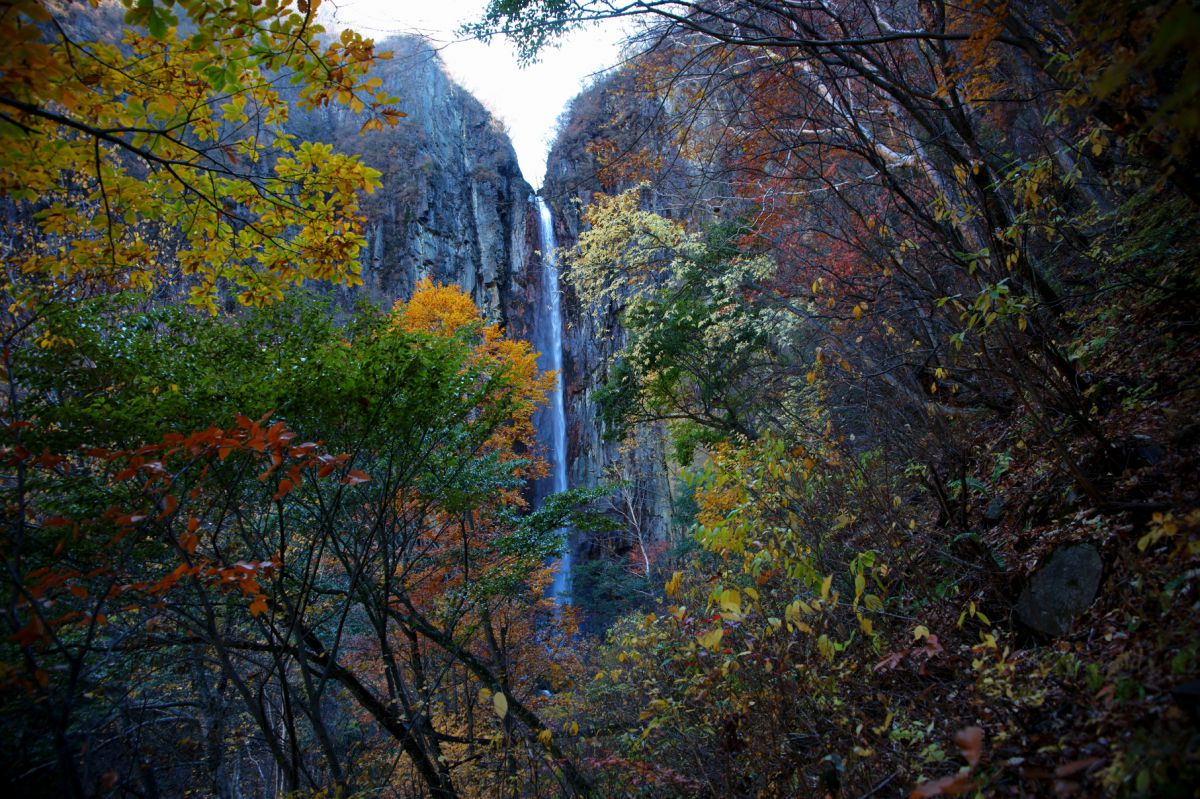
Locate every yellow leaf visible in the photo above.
<box><xmin>719</xmin><ymin>588</ymin><xmax>741</xmax><ymax>617</ymax></box>
<box><xmin>820</xmin><ymin>574</ymin><xmax>833</xmax><ymax>601</ymax></box>
<box><xmin>665</xmin><ymin>571</ymin><xmax>682</xmax><ymax>598</ymax></box>
<box><xmin>913</xmin><ymin>625</ymin><xmax>930</xmax><ymax>641</ymax></box>
<box><xmin>493</xmin><ymin>691</ymin><xmax>508</xmax><ymax>719</ymax></box>
<box><xmin>697</xmin><ymin>627</ymin><xmax>724</xmax><ymax>651</ymax></box>
<box><xmin>537</xmin><ymin>729</ymin><xmax>553</xmax><ymax>747</ymax></box>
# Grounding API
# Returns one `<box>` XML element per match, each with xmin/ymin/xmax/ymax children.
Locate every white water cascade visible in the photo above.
<box><xmin>535</xmin><ymin>196</ymin><xmax>571</xmax><ymax>602</ymax></box>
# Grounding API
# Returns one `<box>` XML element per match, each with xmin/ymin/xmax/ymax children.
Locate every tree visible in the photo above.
<box><xmin>0</xmin><ymin>0</ymin><xmax>401</xmax><ymax>312</ymax></box>
<box><xmin>1</xmin><ymin>285</ymin><xmax>595</xmax><ymax>797</ymax></box>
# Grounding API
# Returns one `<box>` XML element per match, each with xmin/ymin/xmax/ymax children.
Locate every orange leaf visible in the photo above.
<box><xmin>249</xmin><ymin>595</ymin><xmax>269</xmax><ymax>617</ymax></box>
<box><xmin>341</xmin><ymin>469</ymin><xmax>370</xmax><ymax>486</ymax></box>
<box><xmin>272</xmin><ymin>478</ymin><xmax>294</xmax><ymax>501</ymax></box>
<box><xmin>179</xmin><ymin>531</ymin><xmax>199</xmax><ymax>556</ymax></box>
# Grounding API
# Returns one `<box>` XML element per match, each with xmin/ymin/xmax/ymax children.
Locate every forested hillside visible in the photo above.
<box><xmin>499</xmin><ymin>0</ymin><xmax>1200</xmax><ymax>795</ymax></box>
<box><xmin>2</xmin><ymin>0</ymin><xmax>1199</xmax><ymax>797</ymax></box>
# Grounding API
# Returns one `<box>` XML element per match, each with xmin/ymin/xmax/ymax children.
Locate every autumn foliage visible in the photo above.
<box><xmin>3</xmin><ymin>0</ymin><xmax>1200</xmax><ymax>797</ymax></box>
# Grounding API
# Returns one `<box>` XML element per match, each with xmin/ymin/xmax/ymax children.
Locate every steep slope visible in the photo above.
<box><xmin>542</xmin><ymin>65</ymin><xmax>732</xmax><ymax>589</ymax></box>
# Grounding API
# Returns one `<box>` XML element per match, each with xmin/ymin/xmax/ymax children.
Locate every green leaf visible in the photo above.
<box><xmin>147</xmin><ymin>8</ymin><xmax>168</xmax><ymax>39</ymax></box>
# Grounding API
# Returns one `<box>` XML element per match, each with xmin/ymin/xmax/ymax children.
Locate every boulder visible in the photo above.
<box><xmin>1016</xmin><ymin>543</ymin><xmax>1103</xmax><ymax>637</ymax></box>
<box><xmin>983</xmin><ymin>496</ymin><xmax>1008</xmax><ymax>525</ymax></box>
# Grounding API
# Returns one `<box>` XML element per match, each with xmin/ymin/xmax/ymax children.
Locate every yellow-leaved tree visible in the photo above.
<box><xmin>0</xmin><ymin>0</ymin><xmax>402</xmax><ymax>312</ymax></box>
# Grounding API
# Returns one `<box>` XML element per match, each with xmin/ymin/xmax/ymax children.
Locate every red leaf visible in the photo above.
<box><xmin>917</xmin><ymin>634</ymin><xmax>943</xmax><ymax>658</ymax></box>
<box><xmin>1055</xmin><ymin>757</ymin><xmax>1105</xmax><ymax>778</ymax></box>
<box><xmin>954</xmin><ymin>726</ymin><xmax>984</xmax><ymax>767</ymax></box>
<box><xmin>874</xmin><ymin>649</ymin><xmax>908</xmax><ymax>672</ymax></box>
<box><xmin>909</xmin><ymin>771</ymin><xmax>975</xmax><ymax>798</ymax></box>
<box><xmin>10</xmin><ymin>616</ymin><xmax>45</xmax><ymax>647</ymax></box>
<box><xmin>341</xmin><ymin>469</ymin><xmax>370</xmax><ymax>486</ymax></box>
<box><xmin>34</xmin><ymin>450</ymin><xmax>66</xmax><ymax>468</ymax></box>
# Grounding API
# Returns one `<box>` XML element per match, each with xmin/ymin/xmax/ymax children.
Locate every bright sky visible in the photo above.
<box><xmin>319</xmin><ymin>0</ymin><xmax>626</xmax><ymax>189</ymax></box>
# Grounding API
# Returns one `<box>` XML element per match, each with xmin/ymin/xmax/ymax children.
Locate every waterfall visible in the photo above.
<box><xmin>535</xmin><ymin>196</ymin><xmax>571</xmax><ymax>601</ymax></box>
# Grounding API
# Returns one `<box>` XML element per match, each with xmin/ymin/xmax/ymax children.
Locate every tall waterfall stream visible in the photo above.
<box><xmin>535</xmin><ymin>197</ymin><xmax>571</xmax><ymax>602</ymax></box>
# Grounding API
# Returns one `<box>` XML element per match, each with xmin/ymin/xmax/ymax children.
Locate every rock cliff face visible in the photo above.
<box><xmin>541</xmin><ymin>70</ymin><xmax>688</xmax><ymax>563</ymax></box>
<box><xmin>288</xmin><ymin>36</ymin><xmax>540</xmax><ymax>336</ymax></box>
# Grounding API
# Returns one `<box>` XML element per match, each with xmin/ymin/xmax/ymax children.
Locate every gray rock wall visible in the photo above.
<box><xmin>288</xmin><ymin>36</ymin><xmax>540</xmax><ymax>334</ymax></box>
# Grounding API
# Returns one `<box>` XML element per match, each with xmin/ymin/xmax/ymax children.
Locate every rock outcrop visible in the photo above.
<box><xmin>288</xmin><ymin>36</ymin><xmax>540</xmax><ymax>336</ymax></box>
